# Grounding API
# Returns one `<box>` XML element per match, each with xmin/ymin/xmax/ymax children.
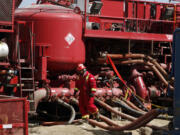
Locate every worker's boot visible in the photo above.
<box><xmin>83</xmin><ymin>118</ymin><xmax>89</xmax><ymax>124</ymax></box>
<box><xmin>80</xmin><ymin>115</ymin><xmax>89</xmax><ymax>124</ymax></box>
<box><xmin>93</xmin><ymin>111</ymin><xmax>100</xmax><ymax>121</ymax></box>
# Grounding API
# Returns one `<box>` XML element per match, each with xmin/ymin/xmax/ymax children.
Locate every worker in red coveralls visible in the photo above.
<box><xmin>74</xmin><ymin>64</ymin><xmax>99</xmax><ymax>121</ymax></box>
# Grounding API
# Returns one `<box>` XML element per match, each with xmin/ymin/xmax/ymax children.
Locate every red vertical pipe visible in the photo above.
<box><xmin>131</xmin><ymin>69</ymin><xmax>149</xmax><ymax>101</ymax></box>
<box><xmin>84</xmin><ymin>0</ymin><xmax>87</xmax><ymax>32</ymax></box>
<box><xmin>24</xmin><ymin>99</ymin><xmax>29</xmax><ymax>135</ymax></box>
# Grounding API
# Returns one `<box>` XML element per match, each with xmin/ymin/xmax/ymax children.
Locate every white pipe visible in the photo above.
<box><xmin>0</xmin><ymin>42</ymin><xmax>9</xmax><ymax>58</ymax></box>
<box><xmin>34</xmin><ymin>88</ymin><xmax>48</xmax><ymax>111</ymax></box>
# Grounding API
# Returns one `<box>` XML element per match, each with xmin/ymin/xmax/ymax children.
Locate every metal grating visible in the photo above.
<box><xmin>0</xmin><ymin>0</ymin><xmax>15</xmax><ymax>32</ymax></box>
<box><xmin>0</xmin><ymin>0</ymin><xmax>13</xmax><ymax>22</ymax></box>
<box><xmin>0</xmin><ymin>98</ymin><xmax>28</xmax><ymax>135</ymax></box>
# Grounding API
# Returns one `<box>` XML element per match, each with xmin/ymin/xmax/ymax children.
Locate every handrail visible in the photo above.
<box><xmin>83</xmin><ymin>0</ymin><xmax>177</xmax><ymax>34</ymax></box>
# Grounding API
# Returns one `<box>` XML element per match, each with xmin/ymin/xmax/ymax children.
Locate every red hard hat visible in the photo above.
<box><xmin>76</xmin><ymin>64</ymin><xmax>86</xmax><ymax>71</ymax></box>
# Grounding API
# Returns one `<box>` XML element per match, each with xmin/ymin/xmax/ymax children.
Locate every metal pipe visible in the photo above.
<box><xmin>99</xmin><ymin>115</ymin><xmax>120</xmax><ymax>127</ymax></box>
<box><xmin>146</xmin><ymin>56</ymin><xmax>168</xmax><ymax>78</ymax></box>
<box><xmin>121</xmin><ymin>97</ymin><xmax>146</xmax><ymax>113</ymax></box>
<box><xmin>95</xmin><ymin>98</ymin><xmax>166</xmax><ymax>130</ymax></box>
<box><xmin>119</xmin><ymin>59</ymin><xmax>145</xmax><ymax>65</ymax></box>
<box><xmin>71</xmin><ymin>98</ymin><xmax>165</xmax><ymax>130</ymax></box>
<box><xmin>70</xmin><ymin>98</ymin><xmax>120</xmax><ymax>126</ymax></box>
<box><xmin>95</xmin><ymin>98</ymin><xmax>136</xmax><ymax>121</ymax></box>
<box><xmin>34</xmin><ymin>87</ymin><xmax>75</xmax><ymax>124</ymax></box>
<box><xmin>107</xmin><ymin>54</ymin><xmax>145</xmax><ymax>59</ymax></box>
<box><xmin>106</xmin><ymin>53</ymin><xmax>168</xmax><ymax>78</ymax></box>
<box><xmin>115</xmin><ymin>59</ymin><xmax>169</xmax><ymax>88</ymax></box>
<box><xmin>87</xmin><ymin>109</ymin><xmax>161</xmax><ymax>131</ymax></box>
<box><xmin>100</xmin><ymin>56</ymin><xmax>173</xmax><ymax>90</ymax></box>
<box><xmin>56</xmin><ymin>98</ymin><xmax>76</xmax><ymax>124</ymax></box>
<box><xmin>71</xmin><ymin>98</ymin><xmax>128</xmax><ymax>127</ymax></box>
<box><xmin>113</xmin><ymin>99</ymin><xmax>171</xmax><ymax>120</ymax></box>
<box><xmin>41</xmin><ymin>121</ymin><xmax>68</xmax><ymax>126</ymax></box>
<box><xmin>34</xmin><ymin>88</ymin><xmax>48</xmax><ymax>111</ymax></box>
<box><xmin>146</xmin><ymin>61</ymin><xmax>169</xmax><ymax>87</ymax></box>
<box><xmin>131</xmin><ymin>68</ymin><xmax>149</xmax><ymax>101</ymax></box>
<box><xmin>128</xmin><ymin>109</ymin><xmax>161</xmax><ymax>130</ymax></box>
<box><xmin>112</xmin><ymin>99</ymin><xmax>145</xmax><ymax>117</ymax></box>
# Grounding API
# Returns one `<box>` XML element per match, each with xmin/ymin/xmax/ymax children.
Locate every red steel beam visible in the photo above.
<box><xmin>84</xmin><ymin>30</ymin><xmax>173</xmax><ymax>42</ymax></box>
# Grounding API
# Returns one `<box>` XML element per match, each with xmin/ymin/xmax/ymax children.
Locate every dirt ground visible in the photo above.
<box><xmin>28</xmin><ymin>119</ymin><xmax>170</xmax><ymax>135</ymax></box>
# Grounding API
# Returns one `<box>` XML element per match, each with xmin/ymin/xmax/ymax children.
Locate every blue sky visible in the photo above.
<box><xmin>19</xmin><ymin>0</ymin><xmax>37</xmax><ymax>7</ymax></box>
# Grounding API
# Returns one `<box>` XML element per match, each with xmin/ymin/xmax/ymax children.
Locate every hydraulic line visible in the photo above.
<box><xmin>121</xmin><ymin>97</ymin><xmax>146</xmax><ymax>113</ymax></box>
<box><xmin>99</xmin><ymin>115</ymin><xmax>120</xmax><ymax>127</ymax></box>
<box><xmin>70</xmin><ymin>98</ymin><xmax>119</xmax><ymax>127</ymax></box>
<box><xmin>87</xmin><ymin>109</ymin><xmax>162</xmax><ymax>131</ymax></box>
<box><xmin>99</xmin><ymin>53</ymin><xmax>174</xmax><ymax>92</ymax></box>
<box><xmin>106</xmin><ymin>58</ymin><xmax>169</xmax><ymax>88</ymax></box>
<box><xmin>95</xmin><ymin>98</ymin><xmax>136</xmax><ymax>121</ymax></box>
<box><xmin>114</xmin><ymin>99</ymin><xmax>173</xmax><ymax>120</ymax></box>
<box><xmin>70</xmin><ymin>98</ymin><xmax>167</xmax><ymax>130</ymax></box>
<box><xmin>131</xmin><ymin>93</ymin><xmax>149</xmax><ymax>111</ymax></box>
<box><xmin>94</xmin><ymin>98</ymin><xmax>166</xmax><ymax>130</ymax></box>
<box><xmin>107</xmin><ymin>54</ymin><xmax>168</xmax><ymax>78</ymax></box>
<box><xmin>106</xmin><ymin>55</ymin><xmax>174</xmax><ymax>92</ymax></box>
<box><xmin>112</xmin><ymin>99</ymin><xmax>145</xmax><ymax>117</ymax></box>
<box><xmin>128</xmin><ymin>109</ymin><xmax>162</xmax><ymax>130</ymax></box>
<box><xmin>146</xmin><ymin>61</ymin><xmax>169</xmax><ymax>87</ymax></box>
<box><xmin>56</xmin><ymin>98</ymin><xmax>76</xmax><ymax>124</ymax></box>
<box><xmin>146</xmin><ymin>56</ymin><xmax>168</xmax><ymax>78</ymax></box>
<box><xmin>106</xmin><ymin>56</ymin><xmax>149</xmax><ymax>111</ymax></box>
<box><xmin>42</xmin><ymin>121</ymin><xmax>69</xmax><ymax>126</ymax></box>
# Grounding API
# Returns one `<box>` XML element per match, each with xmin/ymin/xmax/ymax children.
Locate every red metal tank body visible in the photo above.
<box><xmin>15</xmin><ymin>4</ymin><xmax>85</xmax><ymax>72</ymax></box>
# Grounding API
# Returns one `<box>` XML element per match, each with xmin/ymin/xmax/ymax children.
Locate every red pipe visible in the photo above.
<box><xmin>131</xmin><ymin>69</ymin><xmax>149</xmax><ymax>101</ymax></box>
<box><xmin>121</xmin><ymin>98</ymin><xmax>146</xmax><ymax>113</ymax></box>
<box><xmin>99</xmin><ymin>57</ymin><xmax>174</xmax><ymax>90</ymax></box>
<box><xmin>94</xmin><ymin>98</ymin><xmax>136</xmax><ymax>121</ymax></box>
<box><xmin>34</xmin><ymin>88</ymin><xmax>48</xmax><ymax>110</ymax></box>
<box><xmin>87</xmin><ymin>109</ymin><xmax>161</xmax><ymax>131</ymax></box>
<box><xmin>94</xmin><ymin>98</ymin><xmax>165</xmax><ymax>130</ymax></box>
<box><xmin>99</xmin><ymin>115</ymin><xmax>120</xmax><ymax>127</ymax></box>
<box><xmin>49</xmin><ymin>87</ymin><xmax>123</xmax><ymax>98</ymax></box>
<box><xmin>107</xmin><ymin>54</ymin><xmax>168</xmax><ymax>78</ymax></box>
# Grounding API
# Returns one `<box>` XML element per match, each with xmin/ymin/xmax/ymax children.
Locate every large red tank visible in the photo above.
<box><xmin>15</xmin><ymin>4</ymin><xmax>85</xmax><ymax>72</ymax></box>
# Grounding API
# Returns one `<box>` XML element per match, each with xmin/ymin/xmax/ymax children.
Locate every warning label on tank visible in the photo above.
<box><xmin>65</xmin><ymin>33</ymin><xmax>75</xmax><ymax>46</ymax></box>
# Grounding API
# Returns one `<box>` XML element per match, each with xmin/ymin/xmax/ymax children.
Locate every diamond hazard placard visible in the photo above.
<box><xmin>65</xmin><ymin>33</ymin><xmax>75</xmax><ymax>46</ymax></box>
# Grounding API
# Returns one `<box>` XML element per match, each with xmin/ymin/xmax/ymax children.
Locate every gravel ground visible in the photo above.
<box><xmin>28</xmin><ymin>119</ymin><xmax>170</xmax><ymax>135</ymax></box>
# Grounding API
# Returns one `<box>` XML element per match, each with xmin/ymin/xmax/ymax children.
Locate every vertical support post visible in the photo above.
<box><xmin>174</xmin><ymin>5</ymin><xmax>176</xmax><ymax>31</ymax></box>
<box><xmin>124</xmin><ymin>0</ymin><xmax>128</xmax><ymax>17</ymax></box>
<box><xmin>41</xmin><ymin>57</ymin><xmax>47</xmax><ymax>81</ymax></box>
<box><xmin>172</xmin><ymin>29</ymin><xmax>180</xmax><ymax>133</ymax></box>
<box><xmin>84</xmin><ymin>0</ymin><xmax>87</xmax><ymax>33</ymax></box>
<box><xmin>24</xmin><ymin>99</ymin><xmax>29</xmax><ymax>135</ymax></box>
<box><xmin>128</xmin><ymin>40</ymin><xmax>131</xmax><ymax>54</ymax></box>
<box><xmin>31</xmin><ymin>22</ymin><xmax>34</xmax><ymax>68</ymax></box>
<box><xmin>16</xmin><ymin>23</ymin><xmax>20</xmax><ymax>63</ymax></box>
<box><xmin>36</xmin><ymin>44</ymin><xmax>49</xmax><ymax>82</ymax></box>
<box><xmin>16</xmin><ymin>22</ymin><xmax>23</xmax><ymax>97</ymax></box>
<box><xmin>151</xmin><ymin>40</ymin><xmax>154</xmax><ymax>55</ymax></box>
<box><xmin>31</xmin><ymin>22</ymin><xmax>35</xmax><ymax>101</ymax></box>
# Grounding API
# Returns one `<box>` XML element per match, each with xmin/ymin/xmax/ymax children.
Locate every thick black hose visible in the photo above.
<box><xmin>112</xmin><ymin>100</ymin><xmax>145</xmax><ymax>117</ymax></box>
<box><xmin>94</xmin><ymin>98</ymin><xmax>166</xmax><ymax>130</ymax></box>
<box><xmin>56</xmin><ymin>98</ymin><xmax>76</xmax><ymax>124</ymax></box>
<box><xmin>131</xmin><ymin>93</ymin><xmax>149</xmax><ymax>111</ymax></box>
<box><xmin>113</xmin><ymin>99</ymin><xmax>173</xmax><ymax>120</ymax></box>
